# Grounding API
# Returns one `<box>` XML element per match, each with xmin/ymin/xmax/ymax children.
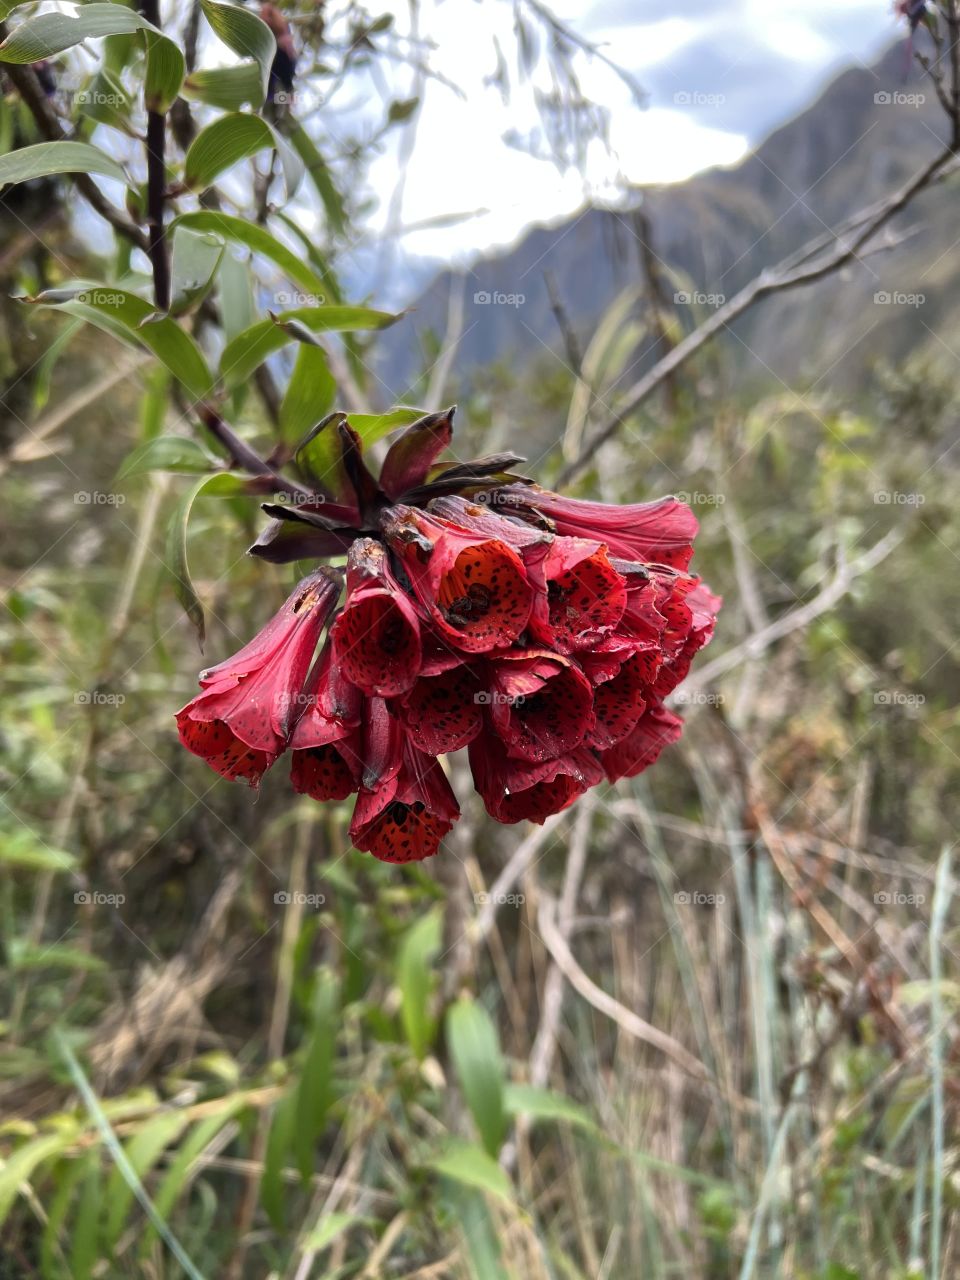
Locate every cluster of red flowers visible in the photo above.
<box><xmin>177</xmin><ymin>410</ymin><xmax>719</xmax><ymax>862</ymax></box>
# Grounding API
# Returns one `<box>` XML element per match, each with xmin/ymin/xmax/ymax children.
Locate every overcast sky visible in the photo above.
<box><xmin>359</xmin><ymin>0</ymin><xmax>901</xmax><ymax>264</ymax></box>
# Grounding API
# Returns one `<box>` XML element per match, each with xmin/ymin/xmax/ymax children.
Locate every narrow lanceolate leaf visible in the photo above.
<box><xmin>164</xmin><ymin>474</ymin><xmax>228</xmax><ymax>648</ymax></box>
<box><xmin>427</xmin><ymin>1140</ymin><xmax>514</xmax><ymax>1205</ymax></box>
<box><xmin>346</xmin><ymin>407</ymin><xmax>430</xmax><ymax>449</ymax></box>
<box><xmin>183</xmin><ymin>62</ymin><xmax>262</xmax><ymax>111</ymax></box>
<box><xmin>502</xmin><ymin>1083</ymin><xmax>601</xmax><ymax>1136</ymax></box>
<box><xmin>0</xmin><ymin>1130</ymin><xmax>78</xmax><ymax>1228</ymax></box>
<box><xmin>24</xmin><ymin>288</ymin><xmax>213</xmax><ymax>401</ymax></box>
<box><xmin>184</xmin><ymin>112</ymin><xmax>277</xmax><ymax>192</ymax></box>
<box><xmin>169</xmin><ymin>211</ymin><xmax>328</xmax><ymax>298</ymax></box>
<box><xmin>446</xmin><ymin>997</ymin><xmax>507</xmax><ymax>1158</ymax></box>
<box><xmin>0</xmin><ymin>5</ymin><xmax>184</xmax><ymax>111</ymax></box>
<box><xmin>219</xmin><ymin>306</ymin><xmax>397</xmax><ymax>389</ymax></box>
<box><xmin>118</xmin><ymin>435</ymin><xmax>219</xmax><ymax>481</ymax></box>
<box><xmin>280</xmin><ymin>344</ymin><xmax>337</xmax><ymax>446</ymax></box>
<box><xmin>0</xmin><ymin>829</ymin><xmax>76</xmax><ymax>872</ymax></box>
<box><xmin>142</xmin><ymin>29</ymin><xmax>185</xmax><ymax>113</ymax></box>
<box><xmin>200</xmin><ymin>0</ymin><xmax>275</xmax><ymax>107</ymax></box>
<box><xmin>288</xmin><ymin>123</ymin><xmax>346</xmax><ymax>234</ymax></box>
<box><xmin>0</xmin><ymin>140</ymin><xmax>127</xmax><ymax>189</ymax></box>
<box><xmin>397</xmin><ymin>908</ymin><xmax>443</xmax><ymax>1059</ymax></box>
<box><xmin>169</xmin><ymin>226</ymin><xmax>224</xmax><ymax>316</ymax></box>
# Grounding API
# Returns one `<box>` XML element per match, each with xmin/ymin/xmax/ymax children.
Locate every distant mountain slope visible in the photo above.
<box><xmin>377</xmin><ymin>44</ymin><xmax>955</xmax><ymax>401</ymax></box>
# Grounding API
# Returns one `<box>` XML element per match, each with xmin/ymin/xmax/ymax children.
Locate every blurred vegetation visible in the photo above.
<box><xmin>1</xmin><ymin>2</ymin><xmax>959</xmax><ymax>1278</ymax></box>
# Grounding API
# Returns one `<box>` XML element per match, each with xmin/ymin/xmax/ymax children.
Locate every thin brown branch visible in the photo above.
<box><xmin>675</xmin><ymin>526</ymin><xmax>904</xmax><ymax>692</ymax></box>
<box><xmin>536</xmin><ymin>894</ymin><xmax>712</xmax><ymax>1082</ymax></box>
<box><xmin>1</xmin><ymin>50</ymin><xmax>148</xmax><ymax>252</ymax></box>
<box><xmin>137</xmin><ymin>0</ymin><xmax>171</xmax><ymax>310</ymax></box>
<box><xmin>557</xmin><ymin>145</ymin><xmax>955</xmax><ymax>487</ymax></box>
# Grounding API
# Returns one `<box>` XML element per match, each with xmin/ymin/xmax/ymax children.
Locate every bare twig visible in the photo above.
<box><xmin>1</xmin><ymin>52</ymin><xmax>148</xmax><ymax>252</ymax></box>
<box><xmin>536</xmin><ymin>895</ymin><xmax>712</xmax><ymax>1082</ymax></box>
<box><xmin>137</xmin><ymin>0</ymin><xmax>171</xmax><ymax>310</ymax></box>
<box><xmin>558</xmin><ymin>147</ymin><xmax>955</xmax><ymax>487</ymax></box>
<box><xmin>675</xmin><ymin>527</ymin><xmax>905</xmax><ymax>692</ymax></box>
<box><xmin>469</xmin><ymin>811</ymin><xmax>567</xmax><ymax>944</ymax></box>
<box><xmin>528</xmin><ymin>795</ymin><xmax>595</xmax><ymax>1088</ymax></box>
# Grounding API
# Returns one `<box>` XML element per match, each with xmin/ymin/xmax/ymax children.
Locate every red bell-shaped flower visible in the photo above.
<box><xmin>331</xmin><ymin>538</ymin><xmax>422</xmax><ymax>697</ymax></box>
<box><xmin>381</xmin><ymin>504</ymin><xmax>533</xmax><ymax>653</ymax></box>
<box><xmin>350</xmin><ymin>740</ymin><xmax>460</xmax><ymax>862</ymax></box>
<box><xmin>176</xmin><ymin>568</ymin><xmax>341</xmax><ymax>786</ymax></box>
<box><xmin>289</xmin><ymin>640</ymin><xmax>364</xmax><ymax>801</ymax></box>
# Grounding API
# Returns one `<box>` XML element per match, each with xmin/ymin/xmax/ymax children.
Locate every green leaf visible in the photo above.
<box><xmin>149</xmin><ymin>1097</ymin><xmax>248</xmax><ymax>1228</ymax></box>
<box><xmin>0</xmin><ymin>140</ymin><xmax>127</xmax><ymax>188</ymax></box>
<box><xmin>446</xmin><ymin>1185</ymin><xmax>509</xmax><ymax>1280</ymax></box>
<box><xmin>118</xmin><ymin>435</ymin><xmax>218</xmax><ymax>481</ymax></box>
<box><xmin>183</xmin><ymin>62</ymin><xmax>262</xmax><ymax>111</ymax></box>
<box><xmin>141</xmin><ymin>28</ymin><xmax>185</xmax><ymax>112</ymax></box>
<box><xmin>0</xmin><ymin>5</ymin><xmax>183</xmax><ymax>111</ymax></box>
<box><xmin>397</xmin><ymin>907</ymin><xmax>442</xmax><ymax>1060</ymax></box>
<box><xmin>347</xmin><ymin>407</ymin><xmax>430</xmax><ymax>450</ymax></box>
<box><xmin>169</xmin><ymin>226</ymin><xmax>224</xmax><ymax>315</ymax></box>
<box><xmin>0</xmin><ymin>829</ymin><xmax>75</xmax><ymax>873</ymax></box>
<box><xmin>304</xmin><ymin>1211</ymin><xmax>370</xmax><ymax>1252</ymax></box>
<box><xmin>53</xmin><ymin>1031</ymin><xmax>205</xmax><ymax>1280</ymax></box>
<box><xmin>293</xmin><ymin>973</ymin><xmax>338</xmax><ymax>1182</ymax></box>
<box><xmin>262</xmin><ymin>1087</ymin><xmax>297</xmax><ymax>1231</ymax></box>
<box><xmin>427</xmin><ymin>1140</ymin><xmax>513</xmax><ymax>1206</ymax></box>
<box><xmin>280</xmin><ymin>344</ymin><xmax>337</xmax><ymax>447</ymax></box>
<box><xmin>139</xmin><ymin>367</ymin><xmax>170</xmax><ymax>441</ymax></box>
<box><xmin>164</xmin><ymin>473</ymin><xmax>227</xmax><ymax>648</ymax></box>
<box><xmin>184</xmin><ymin>112</ymin><xmax>300</xmax><ymax>196</ymax></box>
<box><xmin>0</xmin><ymin>1130</ymin><xmax>77</xmax><ymax>1228</ymax></box>
<box><xmin>41</xmin><ymin>1152</ymin><xmax>89</xmax><ymax>1278</ymax></box>
<box><xmin>287</xmin><ymin>123</ymin><xmax>346</xmax><ymax>235</ymax></box>
<box><xmin>217</xmin><ymin>249</ymin><xmax>257</xmax><ymax>344</ymax></box>
<box><xmin>219</xmin><ymin>306</ymin><xmax>396</xmax><ymax>390</ymax></box>
<box><xmin>272</xmin><ymin>209</ymin><xmax>344</xmax><ymax>303</ymax></box>
<box><xmin>502</xmin><ymin>1084</ymin><xmax>600</xmax><ymax>1135</ymax></box>
<box><xmin>25</xmin><ymin>288</ymin><xmax>214</xmax><ymax>402</ymax></box>
<box><xmin>170</xmin><ymin>211</ymin><xmax>328</xmax><ymax>298</ymax></box>
<box><xmin>200</xmin><ymin>0</ymin><xmax>275</xmax><ymax>107</ymax></box>
<box><xmin>9</xmin><ymin>943</ymin><xmax>106</xmax><ymax>972</ymax></box>
<box><xmin>70</xmin><ymin>1154</ymin><xmax>102</xmax><ymax>1280</ymax></box>
<box><xmin>103</xmin><ymin>1111</ymin><xmax>189</xmax><ymax>1250</ymax></box>
<box><xmin>446</xmin><ymin>998</ymin><xmax>506</xmax><ymax>1158</ymax></box>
